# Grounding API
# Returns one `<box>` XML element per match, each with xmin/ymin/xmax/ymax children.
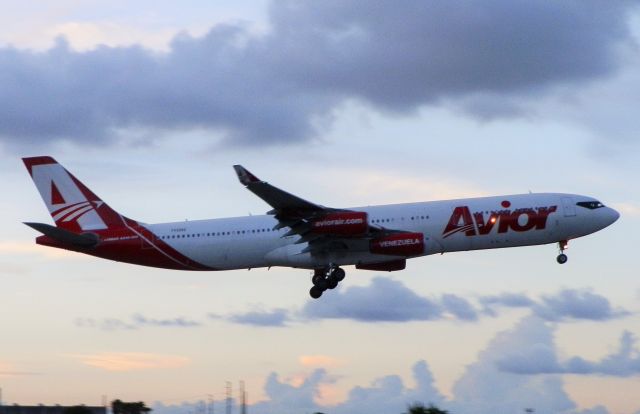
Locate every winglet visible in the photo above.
<box><xmin>233</xmin><ymin>165</ymin><xmax>261</xmax><ymax>186</ymax></box>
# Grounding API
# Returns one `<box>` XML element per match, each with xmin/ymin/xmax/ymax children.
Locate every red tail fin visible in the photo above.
<box><xmin>23</xmin><ymin>156</ymin><xmax>134</xmax><ymax>232</ymax></box>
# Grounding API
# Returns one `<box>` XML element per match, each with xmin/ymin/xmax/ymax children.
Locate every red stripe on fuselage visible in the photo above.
<box><xmin>130</xmin><ymin>225</ymin><xmax>212</xmax><ymax>270</ymax></box>
<box><xmin>37</xmin><ymin>226</ymin><xmax>215</xmax><ymax>271</ymax></box>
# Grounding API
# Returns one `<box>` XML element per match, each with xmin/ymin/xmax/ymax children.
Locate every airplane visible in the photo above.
<box><xmin>23</xmin><ymin>156</ymin><xmax>620</xmax><ymax>299</ymax></box>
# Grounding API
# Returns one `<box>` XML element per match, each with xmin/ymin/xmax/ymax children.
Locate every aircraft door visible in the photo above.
<box><xmin>561</xmin><ymin>197</ymin><xmax>576</xmax><ymax>217</ymax></box>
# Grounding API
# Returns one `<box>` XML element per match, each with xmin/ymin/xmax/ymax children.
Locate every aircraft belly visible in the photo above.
<box><xmin>264</xmin><ymin>242</ymin><xmax>418</xmax><ymax>269</ymax></box>
<box><xmin>186</xmin><ymin>238</ymin><xmax>279</xmax><ymax>270</ymax></box>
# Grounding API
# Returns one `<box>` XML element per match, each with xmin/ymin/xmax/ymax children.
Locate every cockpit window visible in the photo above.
<box><xmin>576</xmin><ymin>201</ymin><xmax>605</xmax><ymax>210</ymax></box>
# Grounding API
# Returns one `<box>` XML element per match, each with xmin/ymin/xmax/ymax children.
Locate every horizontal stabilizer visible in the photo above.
<box><xmin>24</xmin><ymin>222</ymin><xmax>99</xmax><ymax>248</ymax></box>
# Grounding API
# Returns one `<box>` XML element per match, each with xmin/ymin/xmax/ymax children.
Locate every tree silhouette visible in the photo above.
<box><xmin>404</xmin><ymin>402</ymin><xmax>449</xmax><ymax>414</ymax></box>
<box><xmin>63</xmin><ymin>406</ymin><xmax>93</xmax><ymax>414</ymax></box>
<box><xmin>111</xmin><ymin>400</ymin><xmax>151</xmax><ymax>414</ymax></box>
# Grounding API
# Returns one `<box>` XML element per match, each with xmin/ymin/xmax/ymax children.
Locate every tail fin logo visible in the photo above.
<box><xmin>52</xmin><ymin>201</ymin><xmax>96</xmax><ymax>225</ymax></box>
<box><xmin>51</xmin><ymin>182</ymin><xmax>66</xmax><ymax>205</ymax></box>
<box><xmin>25</xmin><ymin>158</ymin><xmax>109</xmax><ymax>232</ymax></box>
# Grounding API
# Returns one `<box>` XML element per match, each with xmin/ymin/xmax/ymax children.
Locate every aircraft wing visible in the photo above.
<box><xmin>233</xmin><ymin>165</ymin><xmax>329</xmax><ymax>217</ymax></box>
<box><xmin>233</xmin><ymin>165</ymin><xmax>400</xmax><ymax>254</ymax></box>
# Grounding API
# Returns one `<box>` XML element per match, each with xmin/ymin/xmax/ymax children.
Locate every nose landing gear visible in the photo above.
<box><xmin>309</xmin><ymin>265</ymin><xmax>346</xmax><ymax>299</ymax></box>
<box><xmin>556</xmin><ymin>240</ymin><xmax>568</xmax><ymax>264</ymax></box>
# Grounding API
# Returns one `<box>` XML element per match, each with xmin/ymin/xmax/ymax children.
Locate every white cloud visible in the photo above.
<box><xmin>151</xmin><ymin>315</ymin><xmax>637</xmax><ymax>414</ymax></box>
<box><xmin>299</xmin><ymin>355</ymin><xmax>344</xmax><ymax>368</ymax></box>
<box><xmin>249</xmin><ymin>360</ymin><xmax>445</xmax><ymax>414</ymax></box>
<box><xmin>0</xmin><ymin>241</ymin><xmax>82</xmax><ymax>259</ymax></box>
<box><xmin>612</xmin><ymin>202</ymin><xmax>640</xmax><ymax>217</ymax></box>
<box><xmin>450</xmin><ymin>316</ymin><xmax>577</xmax><ymax>414</ymax></box>
<box><xmin>0</xmin><ymin>361</ymin><xmax>38</xmax><ymax>377</ymax></box>
<box><xmin>499</xmin><ymin>330</ymin><xmax>640</xmax><ymax>377</ymax></box>
<box><xmin>71</xmin><ymin>352</ymin><xmax>190</xmax><ymax>372</ymax></box>
<box><xmin>47</xmin><ymin>22</ymin><xmax>182</xmax><ymax>52</ymax></box>
<box><xmin>325</xmin><ymin>168</ymin><xmax>489</xmax><ymax>204</ymax></box>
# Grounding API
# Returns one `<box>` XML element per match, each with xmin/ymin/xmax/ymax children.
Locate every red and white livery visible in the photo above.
<box><xmin>23</xmin><ymin>156</ymin><xmax>620</xmax><ymax>299</ymax></box>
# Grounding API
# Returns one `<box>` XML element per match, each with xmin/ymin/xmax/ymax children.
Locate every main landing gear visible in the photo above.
<box><xmin>556</xmin><ymin>240</ymin><xmax>568</xmax><ymax>264</ymax></box>
<box><xmin>309</xmin><ymin>265</ymin><xmax>346</xmax><ymax>299</ymax></box>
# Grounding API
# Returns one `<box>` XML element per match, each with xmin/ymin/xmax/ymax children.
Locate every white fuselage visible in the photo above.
<box><xmin>145</xmin><ymin>193</ymin><xmax>619</xmax><ymax>271</ymax></box>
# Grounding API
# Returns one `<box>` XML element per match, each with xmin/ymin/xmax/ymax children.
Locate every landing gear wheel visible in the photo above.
<box><xmin>315</xmin><ymin>278</ymin><xmax>328</xmax><ymax>290</ymax></box>
<box><xmin>327</xmin><ymin>278</ymin><xmax>339</xmax><ymax>290</ymax></box>
<box><xmin>308</xmin><ymin>265</ymin><xmax>345</xmax><ymax>297</ymax></box>
<box><xmin>556</xmin><ymin>240</ymin><xmax>569</xmax><ymax>264</ymax></box>
<box><xmin>310</xmin><ymin>286</ymin><xmax>323</xmax><ymax>299</ymax></box>
<box><xmin>312</xmin><ymin>274</ymin><xmax>325</xmax><ymax>286</ymax></box>
<box><xmin>333</xmin><ymin>267</ymin><xmax>346</xmax><ymax>282</ymax></box>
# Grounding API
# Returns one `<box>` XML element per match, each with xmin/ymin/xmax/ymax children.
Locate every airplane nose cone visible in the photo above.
<box><xmin>601</xmin><ymin>207</ymin><xmax>620</xmax><ymax>228</ymax></box>
<box><xmin>608</xmin><ymin>207</ymin><xmax>620</xmax><ymax>225</ymax></box>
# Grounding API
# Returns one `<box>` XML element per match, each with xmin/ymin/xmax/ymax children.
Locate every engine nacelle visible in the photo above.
<box><xmin>356</xmin><ymin>259</ymin><xmax>406</xmax><ymax>272</ymax></box>
<box><xmin>311</xmin><ymin>211</ymin><xmax>368</xmax><ymax>236</ymax></box>
<box><xmin>370</xmin><ymin>232</ymin><xmax>425</xmax><ymax>256</ymax></box>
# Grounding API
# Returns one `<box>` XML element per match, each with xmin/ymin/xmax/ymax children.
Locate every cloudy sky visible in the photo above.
<box><xmin>1</xmin><ymin>1</ymin><xmax>640</xmax><ymax>413</ymax></box>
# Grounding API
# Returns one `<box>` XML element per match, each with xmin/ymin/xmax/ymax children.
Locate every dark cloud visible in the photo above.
<box><xmin>75</xmin><ymin>313</ymin><xmax>201</xmax><ymax>330</ymax></box>
<box><xmin>580</xmin><ymin>408</ymin><xmax>610</xmax><ymax>414</ymax></box>
<box><xmin>480</xmin><ymin>292</ymin><xmax>536</xmax><ymax>309</ymax></box>
<box><xmin>301</xmin><ymin>277</ymin><xmax>444</xmax><ymax>322</ymax></box>
<box><xmin>532</xmin><ymin>289</ymin><xmax>628</xmax><ymax>321</ymax></box>
<box><xmin>300</xmin><ymin>282</ymin><xmax>626</xmax><ymax>324</ymax></box>
<box><xmin>214</xmin><ymin>308</ymin><xmax>291</xmax><ymax>327</ymax></box>
<box><xmin>131</xmin><ymin>313</ymin><xmax>202</xmax><ymax>328</ymax></box>
<box><xmin>78</xmin><ymin>287</ymin><xmax>628</xmax><ymax>332</ymax></box>
<box><xmin>441</xmin><ymin>294</ymin><xmax>478</xmax><ymax>321</ymax></box>
<box><xmin>1</xmin><ymin>0</ymin><xmax>638</xmax><ymax>147</ymax></box>
<box><xmin>267</xmin><ymin>1</ymin><xmax>637</xmax><ymax>108</ymax></box>
<box><xmin>75</xmin><ymin>317</ymin><xmax>137</xmax><ymax>331</ymax></box>
<box><xmin>479</xmin><ymin>289</ymin><xmax>629</xmax><ymax>322</ymax></box>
